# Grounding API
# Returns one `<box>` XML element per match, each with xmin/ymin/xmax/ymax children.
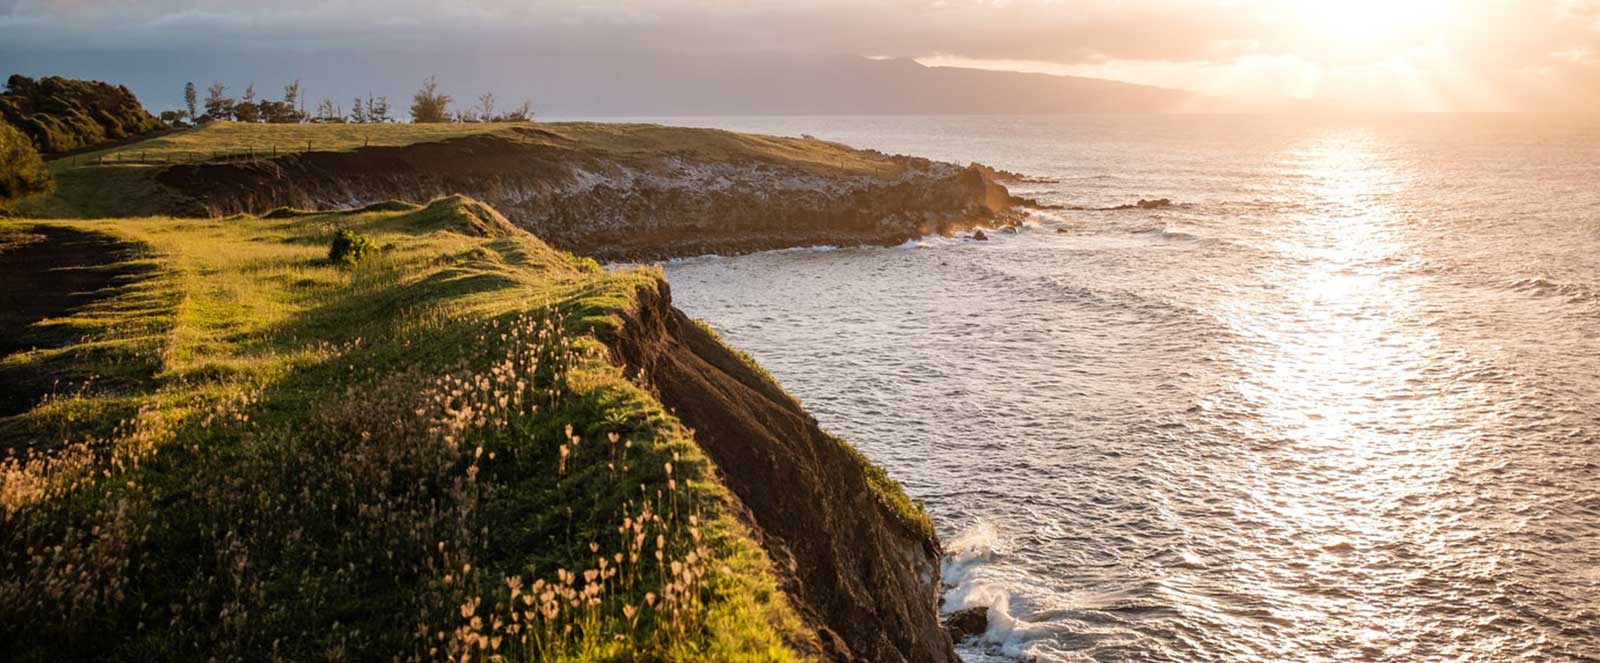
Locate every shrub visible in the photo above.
<box><xmin>0</xmin><ymin>120</ymin><xmax>50</xmax><ymax>202</ymax></box>
<box><xmin>328</xmin><ymin>229</ymin><xmax>376</xmax><ymax>266</ymax></box>
<box><xmin>0</xmin><ymin>75</ymin><xmax>161</xmax><ymax>154</ymax></box>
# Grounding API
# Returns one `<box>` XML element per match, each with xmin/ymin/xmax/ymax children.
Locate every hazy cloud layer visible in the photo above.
<box><xmin>4</xmin><ymin>0</ymin><xmax>1599</xmax><ymax>110</ymax></box>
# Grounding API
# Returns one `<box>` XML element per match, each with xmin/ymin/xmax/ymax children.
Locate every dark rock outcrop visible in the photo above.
<box><xmin>971</xmin><ymin>229</ymin><xmax>989</xmax><ymax>241</ymax></box>
<box><xmin>606</xmin><ymin>279</ymin><xmax>958</xmax><ymax>663</ymax></box>
<box><xmin>944</xmin><ymin>606</ymin><xmax>990</xmax><ymax>642</ymax></box>
<box><xmin>1114</xmin><ymin>198</ymin><xmax>1173</xmax><ymax>210</ymax></box>
<box><xmin>158</xmin><ymin>127</ymin><xmax>1025</xmax><ymax>261</ymax></box>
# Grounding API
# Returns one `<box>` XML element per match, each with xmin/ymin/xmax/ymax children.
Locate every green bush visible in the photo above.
<box><xmin>0</xmin><ymin>74</ymin><xmax>161</xmax><ymax>154</ymax></box>
<box><xmin>328</xmin><ymin>229</ymin><xmax>377</xmax><ymax>266</ymax></box>
<box><xmin>0</xmin><ymin>120</ymin><xmax>49</xmax><ymax>202</ymax></box>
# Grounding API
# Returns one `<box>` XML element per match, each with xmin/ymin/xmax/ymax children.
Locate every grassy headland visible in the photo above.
<box><xmin>0</xmin><ymin>197</ymin><xmax>821</xmax><ymax>660</ymax></box>
<box><xmin>5</xmin><ymin>121</ymin><xmax>912</xmax><ymax>221</ymax></box>
<box><xmin>60</xmin><ymin>121</ymin><xmax>903</xmax><ymax>176</ymax></box>
<box><xmin>1</xmin><ymin>120</ymin><xmax>966</xmax><ymax>662</ymax></box>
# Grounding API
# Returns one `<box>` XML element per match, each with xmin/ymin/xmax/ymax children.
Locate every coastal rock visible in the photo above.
<box><xmin>1108</xmin><ymin>197</ymin><xmax>1174</xmax><ymax>210</ymax></box>
<box><xmin>944</xmin><ymin>606</ymin><xmax>990</xmax><ymax>642</ymax></box>
<box><xmin>967</xmin><ymin>162</ymin><xmax>1059</xmax><ymax>184</ymax></box>
<box><xmin>972</xmin><ymin>230</ymin><xmax>989</xmax><ymax>241</ymax></box>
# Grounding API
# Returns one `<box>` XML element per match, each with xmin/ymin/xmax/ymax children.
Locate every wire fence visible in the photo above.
<box><xmin>68</xmin><ymin>142</ymin><xmax>348</xmax><ymax>167</ymax></box>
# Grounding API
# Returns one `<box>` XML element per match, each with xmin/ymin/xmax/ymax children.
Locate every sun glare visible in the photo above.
<box><xmin>1291</xmin><ymin>0</ymin><xmax>1451</xmax><ymax>56</ymax></box>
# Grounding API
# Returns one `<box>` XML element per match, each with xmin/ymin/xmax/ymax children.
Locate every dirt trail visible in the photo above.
<box><xmin>0</xmin><ymin>226</ymin><xmax>136</xmax><ymax>417</ymax></box>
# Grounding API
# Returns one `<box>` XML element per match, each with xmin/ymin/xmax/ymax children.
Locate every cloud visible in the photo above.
<box><xmin>3</xmin><ymin>0</ymin><xmax>1599</xmax><ymax>110</ymax></box>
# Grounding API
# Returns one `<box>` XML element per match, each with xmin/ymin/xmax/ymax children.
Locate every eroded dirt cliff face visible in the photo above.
<box><xmin>156</xmin><ymin>127</ymin><xmax>1022</xmax><ymax>260</ymax></box>
<box><xmin>606</xmin><ymin>279</ymin><xmax>958</xmax><ymax>663</ymax></box>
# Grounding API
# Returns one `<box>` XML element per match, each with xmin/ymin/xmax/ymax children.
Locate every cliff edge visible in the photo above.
<box><xmin>153</xmin><ymin>123</ymin><xmax>1024</xmax><ymax>260</ymax></box>
<box><xmin>1</xmin><ymin>195</ymin><xmax>959</xmax><ymax>662</ymax></box>
<box><xmin>611</xmin><ymin>280</ymin><xmax>956</xmax><ymax>663</ymax></box>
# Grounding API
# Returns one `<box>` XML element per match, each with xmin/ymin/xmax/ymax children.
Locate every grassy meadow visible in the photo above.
<box><xmin>3</xmin><ymin>121</ymin><xmax>910</xmax><ymax>220</ymax></box>
<box><xmin>61</xmin><ymin>121</ymin><xmax>523</xmax><ymax>164</ymax></box>
<box><xmin>0</xmin><ymin>196</ymin><xmax>817</xmax><ymax>661</ymax></box>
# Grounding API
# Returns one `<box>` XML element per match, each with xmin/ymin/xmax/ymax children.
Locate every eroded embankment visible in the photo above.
<box><xmin>156</xmin><ymin>126</ymin><xmax>1025</xmax><ymax>260</ymax></box>
<box><xmin>607</xmin><ymin>278</ymin><xmax>957</xmax><ymax>663</ymax></box>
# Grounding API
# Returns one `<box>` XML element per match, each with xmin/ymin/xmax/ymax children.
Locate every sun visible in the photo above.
<box><xmin>1290</xmin><ymin>0</ymin><xmax>1450</xmax><ymax>57</ymax></box>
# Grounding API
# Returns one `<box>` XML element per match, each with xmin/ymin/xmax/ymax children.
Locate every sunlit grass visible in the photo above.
<box><xmin>4</xmin><ymin>121</ymin><xmax>910</xmax><ymax>220</ymax></box>
<box><xmin>0</xmin><ymin>199</ymin><xmax>815</xmax><ymax>661</ymax></box>
<box><xmin>61</xmin><ymin>121</ymin><xmax>525</xmax><ymax>165</ymax></box>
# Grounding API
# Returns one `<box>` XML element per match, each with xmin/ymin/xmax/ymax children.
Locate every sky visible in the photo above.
<box><xmin>3</xmin><ymin>0</ymin><xmax>1599</xmax><ymax>112</ymax></box>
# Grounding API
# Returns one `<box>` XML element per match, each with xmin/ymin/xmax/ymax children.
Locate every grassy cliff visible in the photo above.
<box><xmin>1</xmin><ymin>122</ymin><xmax>962</xmax><ymax>662</ymax></box>
<box><xmin>2</xmin><ymin>121</ymin><xmax>972</xmax><ymax>227</ymax></box>
<box><xmin>0</xmin><ymin>198</ymin><xmax>825</xmax><ymax>660</ymax></box>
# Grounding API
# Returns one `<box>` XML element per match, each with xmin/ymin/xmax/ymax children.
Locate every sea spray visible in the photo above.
<box><xmin>940</xmin><ymin>521</ymin><xmax>1059</xmax><ymax>660</ymax></box>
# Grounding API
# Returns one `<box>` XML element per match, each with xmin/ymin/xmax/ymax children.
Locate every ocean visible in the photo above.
<box><xmin>626</xmin><ymin>114</ymin><xmax>1599</xmax><ymax>661</ymax></box>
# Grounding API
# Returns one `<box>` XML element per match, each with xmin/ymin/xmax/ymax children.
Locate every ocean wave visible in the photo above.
<box><xmin>941</xmin><ymin>521</ymin><xmax>1062</xmax><ymax>661</ymax></box>
<box><xmin>1505</xmin><ymin>275</ymin><xmax>1597</xmax><ymax>303</ymax></box>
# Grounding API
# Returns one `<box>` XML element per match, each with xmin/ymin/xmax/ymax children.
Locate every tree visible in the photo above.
<box><xmin>315</xmin><ymin>99</ymin><xmax>343</xmax><ymax>124</ymax></box>
<box><xmin>3</xmin><ymin>75</ymin><xmax>161</xmax><ymax>152</ymax></box>
<box><xmin>158</xmin><ymin>109</ymin><xmax>189</xmax><ymax>127</ymax></box>
<box><xmin>501</xmin><ymin>99</ymin><xmax>534</xmax><ymax>122</ymax></box>
<box><xmin>203</xmin><ymin>82</ymin><xmax>234</xmax><ymax>122</ymax></box>
<box><xmin>233</xmin><ymin>102</ymin><xmax>260</xmax><ymax>123</ymax></box>
<box><xmin>475</xmin><ymin>92</ymin><xmax>495</xmax><ymax>123</ymax></box>
<box><xmin>409</xmin><ymin>76</ymin><xmax>452</xmax><ymax>123</ymax></box>
<box><xmin>264</xmin><ymin>80</ymin><xmax>305</xmax><ymax>124</ymax></box>
<box><xmin>367</xmin><ymin>95</ymin><xmax>391</xmax><ymax>123</ymax></box>
<box><xmin>184</xmin><ymin>82</ymin><xmax>198</xmax><ymax>123</ymax></box>
<box><xmin>350</xmin><ymin>96</ymin><xmax>365</xmax><ymax>124</ymax></box>
<box><xmin>0</xmin><ymin>120</ymin><xmax>50</xmax><ymax>202</ymax></box>
<box><xmin>241</xmin><ymin>84</ymin><xmax>256</xmax><ymax>105</ymax></box>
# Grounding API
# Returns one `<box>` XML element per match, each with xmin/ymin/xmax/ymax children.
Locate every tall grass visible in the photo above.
<box><xmin>0</xmin><ymin>201</ymin><xmax>810</xmax><ymax>661</ymax></box>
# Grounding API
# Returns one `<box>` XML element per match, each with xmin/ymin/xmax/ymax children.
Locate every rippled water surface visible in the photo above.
<box><xmin>645</xmin><ymin>115</ymin><xmax>1600</xmax><ymax>662</ymax></box>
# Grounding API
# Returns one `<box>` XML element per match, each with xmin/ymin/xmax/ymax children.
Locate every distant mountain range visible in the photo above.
<box><xmin>0</xmin><ymin>49</ymin><xmax>1192</xmax><ymax>117</ymax></box>
<box><xmin>528</xmin><ymin>53</ymin><xmax>1191</xmax><ymax>115</ymax></box>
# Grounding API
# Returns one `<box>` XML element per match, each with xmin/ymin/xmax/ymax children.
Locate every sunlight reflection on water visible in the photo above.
<box><xmin>656</xmin><ymin>115</ymin><xmax>1600</xmax><ymax>661</ymax></box>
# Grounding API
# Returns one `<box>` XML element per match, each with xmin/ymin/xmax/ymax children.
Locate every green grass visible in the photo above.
<box><xmin>51</xmin><ymin>121</ymin><xmax>901</xmax><ymax>178</ymax></box>
<box><xmin>1</xmin><ymin>120</ymin><xmax>940</xmax><ymax>660</ymax></box>
<box><xmin>4</xmin><ymin>165</ymin><xmax>187</xmax><ymax>218</ymax></box>
<box><xmin>0</xmin><ymin>197</ymin><xmax>814</xmax><ymax>661</ymax></box>
<box><xmin>66</xmin><ymin>121</ymin><xmax>523</xmax><ymax>164</ymax></box>
<box><xmin>3</xmin><ymin>121</ymin><xmax>912</xmax><ymax>219</ymax></box>
<box><xmin>527</xmin><ymin>122</ymin><xmax>906</xmax><ymax>177</ymax></box>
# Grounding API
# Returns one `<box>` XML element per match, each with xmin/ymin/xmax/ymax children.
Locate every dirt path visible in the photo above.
<box><xmin>0</xmin><ymin>226</ymin><xmax>137</xmax><ymax>417</ymax></box>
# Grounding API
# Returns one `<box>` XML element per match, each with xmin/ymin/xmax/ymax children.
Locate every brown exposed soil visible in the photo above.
<box><xmin>607</xmin><ymin>279</ymin><xmax>958</xmax><ymax>663</ymax></box>
<box><xmin>0</xmin><ymin>226</ymin><xmax>140</xmax><ymax>417</ymax></box>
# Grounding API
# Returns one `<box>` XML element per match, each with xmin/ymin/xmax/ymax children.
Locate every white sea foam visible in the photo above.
<box><xmin>940</xmin><ymin>522</ymin><xmax>1056</xmax><ymax>661</ymax></box>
